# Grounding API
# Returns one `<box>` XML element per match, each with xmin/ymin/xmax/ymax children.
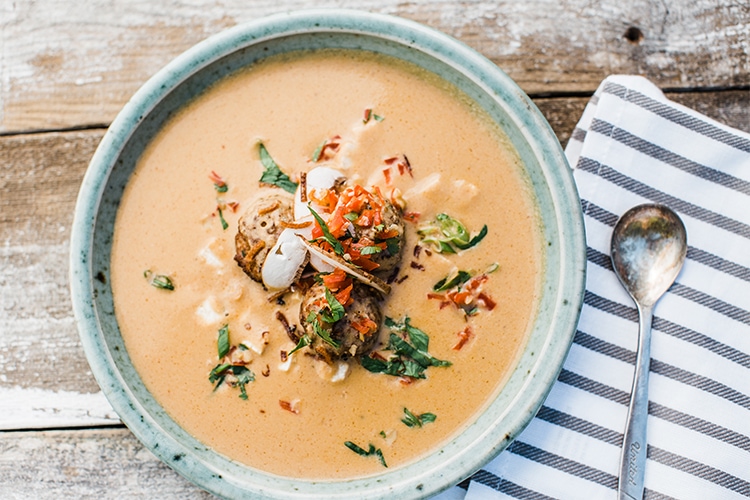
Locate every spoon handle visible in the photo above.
<box><xmin>618</xmin><ymin>304</ymin><xmax>653</xmax><ymax>500</ymax></box>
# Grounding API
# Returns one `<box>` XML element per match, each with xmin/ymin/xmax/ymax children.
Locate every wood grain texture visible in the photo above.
<box><xmin>0</xmin><ymin>428</ymin><xmax>215</xmax><ymax>499</ymax></box>
<box><xmin>2</xmin><ymin>0</ymin><xmax>749</xmax><ymax>133</ymax></box>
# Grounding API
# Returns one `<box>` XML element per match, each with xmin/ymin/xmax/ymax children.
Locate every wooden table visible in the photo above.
<box><xmin>1</xmin><ymin>1</ymin><xmax>748</xmax><ymax>497</ymax></box>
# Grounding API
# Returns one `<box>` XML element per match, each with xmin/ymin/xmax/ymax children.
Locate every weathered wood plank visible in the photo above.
<box><xmin>2</xmin><ymin>0</ymin><xmax>749</xmax><ymax>133</ymax></box>
<box><xmin>1</xmin><ymin>90</ymin><xmax>747</xmax><ymax>431</ymax></box>
<box><xmin>0</xmin><ymin>428</ymin><xmax>469</xmax><ymax>498</ymax></box>
<box><xmin>0</xmin><ymin>428</ymin><xmax>215</xmax><ymax>499</ymax></box>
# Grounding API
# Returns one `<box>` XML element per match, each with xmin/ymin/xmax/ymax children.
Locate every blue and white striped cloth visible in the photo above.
<box><xmin>449</xmin><ymin>75</ymin><xmax>750</xmax><ymax>500</ymax></box>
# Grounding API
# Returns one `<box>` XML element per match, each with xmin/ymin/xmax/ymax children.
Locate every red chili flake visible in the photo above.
<box><xmin>279</xmin><ymin>400</ymin><xmax>299</xmax><ymax>414</ymax></box>
<box><xmin>280</xmin><ymin>350</ymin><xmax>288</xmax><ymax>362</ymax></box>
<box><xmin>384</xmin><ymin>155</ymin><xmax>413</xmax><ymax>178</ymax></box>
<box><xmin>453</xmin><ymin>326</ymin><xmax>473</xmax><ymax>350</ymax></box>
<box><xmin>403</xmin><ymin>211</ymin><xmax>420</xmax><ymax>223</ymax></box>
<box><xmin>244</xmin><ymin>323</ymin><xmax>252</xmax><ymax>330</ymax></box>
<box><xmin>382</xmin><ymin>167</ymin><xmax>392</xmax><ymax>185</ymax></box>
<box><xmin>398</xmin><ymin>377</ymin><xmax>414</xmax><ymax>386</ymax></box>
<box><xmin>410</xmin><ymin>261</ymin><xmax>425</xmax><ymax>271</ymax></box>
<box><xmin>261</xmin><ymin>365</ymin><xmax>270</xmax><ymax>377</ymax></box>
<box><xmin>208</xmin><ymin>170</ymin><xmax>227</xmax><ymax>188</ymax></box>
<box><xmin>395</xmin><ymin>274</ymin><xmax>409</xmax><ymax>284</ymax></box>
<box><xmin>226</xmin><ymin>201</ymin><xmax>240</xmax><ymax>213</ymax></box>
<box><xmin>413</xmin><ymin>245</ymin><xmax>422</xmax><ymax>258</ymax></box>
<box><xmin>477</xmin><ymin>292</ymin><xmax>497</xmax><ymax>311</ymax></box>
<box><xmin>363</xmin><ymin>108</ymin><xmax>373</xmax><ymax>123</ymax></box>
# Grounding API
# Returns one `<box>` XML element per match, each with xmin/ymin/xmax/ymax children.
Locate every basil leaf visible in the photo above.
<box><xmin>231</xmin><ymin>365</ymin><xmax>255</xmax><ymax>400</ymax></box>
<box><xmin>360</xmin><ymin>245</ymin><xmax>382</xmax><ymax>255</ymax></box>
<box><xmin>209</xmin><ymin>363</ymin><xmax>231</xmax><ymax>386</ymax></box>
<box><xmin>217</xmin><ymin>324</ymin><xmax>230</xmax><ymax>359</ymax></box>
<box><xmin>360</xmin><ymin>356</ymin><xmax>388</xmax><ymax>373</ymax></box>
<box><xmin>433</xmin><ymin>270</ymin><xmax>472</xmax><ymax>292</ymax></box>
<box><xmin>322</xmin><ymin>288</ymin><xmax>345</xmax><ymax>323</ymax></box>
<box><xmin>455</xmin><ymin>224</ymin><xmax>488</xmax><ymax>250</ymax></box>
<box><xmin>307</xmin><ymin>311</ymin><xmax>339</xmax><ymax>348</ymax></box>
<box><xmin>288</xmin><ymin>335</ymin><xmax>311</xmax><ymax>356</ymax></box>
<box><xmin>144</xmin><ymin>270</ymin><xmax>175</xmax><ymax>291</ymax></box>
<box><xmin>402</xmin><ymin>407</ymin><xmax>436</xmax><ymax>428</ymax></box>
<box><xmin>344</xmin><ymin>441</ymin><xmax>387</xmax><ymax>468</ymax></box>
<box><xmin>258</xmin><ymin>142</ymin><xmax>297</xmax><ymax>194</ymax></box>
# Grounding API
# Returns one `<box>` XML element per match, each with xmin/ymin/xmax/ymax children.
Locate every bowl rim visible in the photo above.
<box><xmin>70</xmin><ymin>8</ymin><xmax>586</xmax><ymax>499</ymax></box>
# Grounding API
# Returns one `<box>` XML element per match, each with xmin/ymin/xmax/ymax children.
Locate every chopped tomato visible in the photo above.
<box><xmin>452</xmin><ymin>326</ymin><xmax>473</xmax><ymax>350</ymax></box>
<box><xmin>334</xmin><ymin>283</ymin><xmax>354</xmax><ymax>307</ymax></box>
<box><xmin>351</xmin><ymin>316</ymin><xmax>378</xmax><ymax>336</ymax></box>
<box><xmin>322</xmin><ymin>268</ymin><xmax>351</xmax><ymax>291</ymax></box>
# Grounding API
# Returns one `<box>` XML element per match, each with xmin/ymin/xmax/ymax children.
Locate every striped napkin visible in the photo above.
<box><xmin>444</xmin><ymin>75</ymin><xmax>750</xmax><ymax>500</ymax></box>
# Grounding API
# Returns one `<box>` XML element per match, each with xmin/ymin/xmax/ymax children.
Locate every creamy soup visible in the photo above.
<box><xmin>111</xmin><ymin>49</ymin><xmax>541</xmax><ymax>479</ymax></box>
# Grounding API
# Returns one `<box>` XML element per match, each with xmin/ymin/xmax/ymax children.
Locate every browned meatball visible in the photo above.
<box><xmin>298</xmin><ymin>282</ymin><xmax>382</xmax><ymax>363</ymax></box>
<box><xmin>234</xmin><ymin>190</ymin><xmax>294</xmax><ymax>283</ymax></box>
<box><xmin>363</xmin><ymin>200</ymin><xmax>406</xmax><ymax>276</ymax></box>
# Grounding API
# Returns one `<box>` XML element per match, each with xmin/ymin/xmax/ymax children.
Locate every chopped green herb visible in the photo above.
<box><xmin>401</xmin><ymin>407</ymin><xmax>437</xmax><ymax>428</ymax></box>
<box><xmin>417</xmin><ymin>213</ymin><xmax>488</xmax><ymax>253</ymax></box>
<box><xmin>311</xmin><ymin>140</ymin><xmax>326</xmax><ymax>162</ymax></box>
<box><xmin>486</xmin><ymin>262</ymin><xmax>500</xmax><ymax>274</ymax></box>
<box><xmin>217</xmin><ymin>324</ymin><xmax>231</xmax><ymax>359</ymax></box>
<box><xmin>307</xmin><ymin>311</ymin><xmax>340</xmax><ymax>348</ymax></box>
<box><xmin>379</xmin><ymin>430</ymin><xmax>387</xmax><ymax>439</ymax></box>
<box><xmin>308</xmin><ymin>205</ymin><xmax>344</xmax><ymax>255</ymax></box>
<box><xmin>384</xmin><ymin>237</ymin><xmax>400</xmax><ymax>256</ymax></box>
<box><xmin>143</xmin><ymin>270</ymin><xmax>175</xmax><ymax>291</ymax></box>
<box><xmin>344</xmin><ymin>441</ymin><xmax>388</xmax><ymax>468</ymax></box>
<box><xmin>258</xmin><ymin>142</ymin><xmax>298</xmax><ymax>194</ymax></box>
<box><xmin>217</xmin><ymin>205</ymin><xmax>229</xmax><ymax>230</ymax></box>
<box><xmin>288</xmin><ymin>335</ymin><xmax>311</xmax><ymax>356</ymax></box>
<box><xmin>209</xmin><ymin>364</ymin><xmax>255</xmax><ymax>400</ymax></box>
<box><xmin>344</xmin><ymin>212</ymin><xmax>359</xmax><ymax>222</ymax></box>
<box><xmin>360</xmin><ymin>245</ymin><xmax>383</xmax><ymax>255</ymax></box>
<box><xmin>361</xmin><ymin>316</ymin><xmax>451</xmax><ymax>379</ymax></box>
<box><xmin>321</xmin><ymin>288</ymin><xmax>345</xmax><ymax>323</ymax></box>
<box><xmin>433</xmin><ymin>270</ymin><xmax>472</xmax><ymax>292</ymax></box>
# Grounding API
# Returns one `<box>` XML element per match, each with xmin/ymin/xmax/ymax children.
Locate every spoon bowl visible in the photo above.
<box><xmin>611</xmin><ymin>204</ymin><xmax>687</xmax><ymax>307</ymax></box>
<box><xmin>610</xmin><ymin>203</ymin><xmax>687</xmax><ymax>500</ymax></box>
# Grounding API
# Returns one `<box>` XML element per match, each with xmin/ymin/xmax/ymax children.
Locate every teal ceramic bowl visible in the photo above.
<box><xmin>70</xmin><ymin>9</ymin><xmax>585</xmax><ymax>499</ymax></box>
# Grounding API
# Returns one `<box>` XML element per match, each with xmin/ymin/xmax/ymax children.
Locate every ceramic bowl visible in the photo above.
<box><xmin>70</xmin><ymin>9</ymin><xmax>585</xmax><ymax>499</ymax></box>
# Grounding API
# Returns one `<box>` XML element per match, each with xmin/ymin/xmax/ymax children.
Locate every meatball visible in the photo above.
<box><xmin>298</xmin><ymin>282</ymin><xmax>382</xmax><ymax>363</ymax></box>
<box><xmin>234</xmin><ymin>190</ymin><xmax>294</xmax><ymax>283</ymax></box>
<box><xmin>361</xmin><ymin>199</ymin><xmax>406</xmax><ymax>276</ymax></box>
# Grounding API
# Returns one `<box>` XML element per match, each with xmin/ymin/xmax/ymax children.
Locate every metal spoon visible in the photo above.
<box><xmin>610</xmin><ymin>203</ymin><xmax>687</xmax><ymax>500</ymax></box>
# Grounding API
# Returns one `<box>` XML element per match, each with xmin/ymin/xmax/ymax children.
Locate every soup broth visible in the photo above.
<box><xmin>111</xmin><ymin>49</ymin><xmax>541</xmax><ymax>479</ymax></box>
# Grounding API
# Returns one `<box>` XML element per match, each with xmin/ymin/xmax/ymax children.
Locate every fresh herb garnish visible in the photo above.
<box><xmin>417</xmin><ymin>213</ymin><xmax>488</xmax><ymax>253</ymax></box>
<box><xmin>288</xmin><ymin>335</ymin><xmax>311</xmax><ymax>356</ymax></box>
<box><xmin>209</xmin><ymin>324</ymin><xmax>255</xmax><ymax>400</ymax></box>
<box><xmin>360</xmin><ymin>245</ymin><xmax>383</xmax><ymax>255</ymax></box>
<box><xmin>216</xmin><ymin>205</ymin><xmax>229</xmax><ymax>230</ymax></box>
<box><xmin>433</xmin><ymin>270</ymin><xmax>472</xmax><ymax>292</ymax></box>
<box><xmin>401</xmin><ymin>407</ymin><xmax>437</xmax><ymax>428</ymax></box>
<box><xmin>306</xmin><ymin>311</ymin><xmax>340</xmax><ymax>348</ymax></box>
<box><xmin>321</xmin><ymin>288</ymin><xmax>346</xmax><ymax>323</ymax></box>
<box><xmin>344</xmin><ymin>212</ymin><xmax>359</xmax><ymax>222</ymax></box>
<box><xmin>344</xmin><ymin>441</ymin><xmax>388</xmax><ymax>468</ymax></box>
<box><xmin>208</xmin><ymin>364</ymin><xmax>255</xmax><ymax>400</ymax></box>
<box><xmin>308</xmin><ymin>205</ymin><xmax>344</xmax><ymax>255</ymax></box>
<box><xmin>363</xmin><ymin>108</ymin><xmax>384</xmax><ymax>124</ymax></box>
<box><xmin>209</xmin><ymin>170</ymin><xmax>228</xmax><ymax>193</ymax></box>
<box><xmin>217</xmin><ymin>324</ymin><xmax>230</xmax><ymax>358</ymax></box>
<box><xmin>360</xmin><ymin>316</ymin><xmax>451</xmax><ymax>379</ymax></box>
<box><xmin>311</xmin><ymin>140</ymin><xmax>326</xmax><ymax>162</ymax></box>
<box><xmin>258</xmin><ymin>142</ymin><xmax>297</xmax><ymax>194</ymax></box>
<box><xmin>143</xmin><ymin>270</ymin><xmax>175</xmax><ymax>291</ymax></box>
